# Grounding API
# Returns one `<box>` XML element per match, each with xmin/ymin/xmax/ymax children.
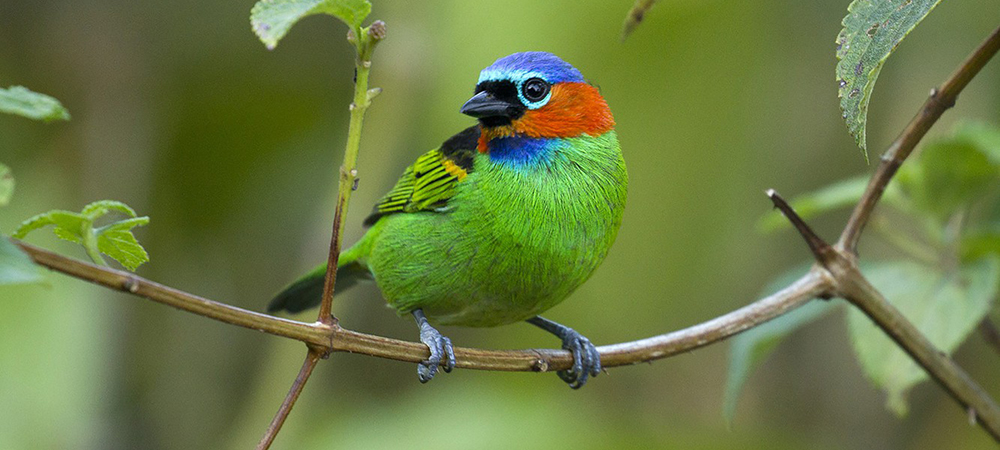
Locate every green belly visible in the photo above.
<box><xmin>363</xmin><ymin>133</ymin><xmax>627</xmax><ymax>327</ymax></box>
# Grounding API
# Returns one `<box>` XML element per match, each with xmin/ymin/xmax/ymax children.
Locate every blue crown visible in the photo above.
<box><xmin>477</xmin><ymin>52</ymin><xmax>585</xmax><ymax>85</ymax></box>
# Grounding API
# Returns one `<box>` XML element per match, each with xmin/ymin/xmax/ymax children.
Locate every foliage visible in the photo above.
<box><xmin>0</xmin><ymin>85</ymin><xmax>70</xmax><ymax>122</ymax></box>
<box><xmin>13</xmin><ymin>200</ymin><xmax>150</xmax><ymax>271</ymax></box>
<box><xmin>836</xmin><ymin>0</ymin><xmax>942</xmax><ymax>159</ymax></box>
<box><xmin>723</xmin><ymin>263</ymin><xmax>842</xmax><ymax>424</ymax></box>
<box><xmin>728</xmin><ymin>121</ymin><xmax>1000</xmax><ymax>418</ymax></box>
<box><xmin>849</xmin><ymin>257</ymin><xmax>999</xmax><ymax>415</ymax></box>
<box><xmin>0</xmin><ymin>239</ymin><xmax>43</xmax><ymax>285</ymax></box>
<box><xmin>251</xmin><ymin>0</ymin><xmax>372</xmax><ymax>49</ymax></box>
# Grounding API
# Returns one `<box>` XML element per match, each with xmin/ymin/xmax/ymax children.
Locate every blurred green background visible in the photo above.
<box><xmin>2</xmin><ymin>0</ymin><xmax>1000</xmax><ymax>448</ymax></box>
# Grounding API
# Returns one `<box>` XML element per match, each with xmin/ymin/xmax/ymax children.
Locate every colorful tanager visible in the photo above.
<box><xmin>269</xmin><ymin>52</ymin><xmax>627</xmax><ymax>388</ymax></box>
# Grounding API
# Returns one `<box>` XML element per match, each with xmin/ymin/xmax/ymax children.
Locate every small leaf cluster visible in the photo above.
<box><xmin>14</xmin><ymin>200</ymin><xmax>150</xmax><ymax>271</ymax></box>
<box><xmin>727</xmin><ymin>122</ymin><xmax>1000</xmax><ymax>420</ymax></box>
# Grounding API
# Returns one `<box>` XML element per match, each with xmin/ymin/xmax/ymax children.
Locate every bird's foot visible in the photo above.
<box><xmin>412</xmin><ymin>309</ymin><xmax>456</xmax><ymax>383</ymax></box>
<box><xmin>527</xmin><ymin>316</ymin><xmax>602</xmax><ymax>389</ymax></box>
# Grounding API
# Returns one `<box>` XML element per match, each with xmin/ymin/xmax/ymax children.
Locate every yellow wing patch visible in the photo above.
<box><xmin>442</xmin><ymin>159</ymin><xmax>468</xmax><ymax>181</ymax></box>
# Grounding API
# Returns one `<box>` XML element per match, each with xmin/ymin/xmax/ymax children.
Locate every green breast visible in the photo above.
<box><xmin>365</xmin><ymin>131</ymin><xmax>627</xmax><ymax>327</ymax></box>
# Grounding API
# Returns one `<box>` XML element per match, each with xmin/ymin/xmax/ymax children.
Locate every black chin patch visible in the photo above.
<box><xmin>479</xmin><ymin>116</ymin><xmax>513</xmax><ymax>127</ymax></box>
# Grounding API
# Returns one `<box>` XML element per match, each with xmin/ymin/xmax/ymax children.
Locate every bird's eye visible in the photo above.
<box><xmin>522</xmin><ymin>78</ymin><xmax>549</xmax><ymax>103</ymax></box>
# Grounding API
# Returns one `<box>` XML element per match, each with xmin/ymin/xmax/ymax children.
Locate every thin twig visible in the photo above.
<box><xmin>767</xmin><ymin>189</ymin><xmax>836</xmax><ymax>267</ymax></box>
<box><xmin>265</xmin><ymin>21</ymin><xmax>387</xmax><ymax>448</ymax></box>
<box><xmin>16</xmin><ymin>240</ymin><xmax>332</xmax><ymax>348</ymax></box>
<box><xmin>839</xmin><ymin>25</ymin><xmax>1000</xmax><ymax>253</ymax></box>
<box><xmin>317</xmin><ymin>21</ymin><xmax>385</xmax><ymax>326</ymax></box>
<box><xmin>255</xmin><ymin>349</ymin><xmax>322</xmax><ymax>450</ymax></box>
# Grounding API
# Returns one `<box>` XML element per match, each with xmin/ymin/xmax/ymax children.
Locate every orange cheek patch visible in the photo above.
<box><xmin>476</xmin><ymin>83</ymin><xmax>615</xmax><ymax>152</ymax></box>
<box><xmin>514</xmin><ymin>83</ymin><xmax>615</xmax><ymax>139</ymax></box>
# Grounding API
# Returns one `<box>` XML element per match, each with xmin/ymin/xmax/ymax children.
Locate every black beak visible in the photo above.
<box><xmin>460</xmin><ymin>91</ymin><xmax>515</xmax><ymax>119</ymax></box>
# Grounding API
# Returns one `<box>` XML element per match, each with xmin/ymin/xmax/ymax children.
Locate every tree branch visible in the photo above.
<box><xmin>833</xmin><ymin>265</ymin><xmax>1000</xmax><ymax>440</ymax></box>
<box><xmin>16</xmin><ymin>240</ymin><xmax>333</xmax><ymax>348</ymax></box>
<box><xmin>839</xmin><ymin>24</ymin><xmax>1000</xmax><ymax>253</ymax></box>
<box><xmin>255</xmin><ymin>349</ymin><xmax>321</xmax><ymax>450</ymax></box>
<box><xmin>14</xmin><ymin>238</ymin><xmax>828</xmax><ymax>371</ymax></box>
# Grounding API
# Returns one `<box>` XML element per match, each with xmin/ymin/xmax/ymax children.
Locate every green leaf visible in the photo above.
<box><xmin>13</xmin><ymin>210</ymin><xmax>87</xmax><ymax>241</ymax></box>
<box><xmin>97</xmin><ymin>229</ymin><xmax>149</xmax><ymax>271</ymax></box>
<box><xmin>0</xmin><ymin>238</ymin><xmax>43</xmax><ymax>285</ymax></box>
<box><xmin>836</xmin><ymin>0</ymin><xmax>942</xmax><ymax>158</ymax></box>
<box><xmin>952</xmin><ymin>121</ymin><xmax>1000</xmax><ymax>165</ymax></box>
<box><xmin>251</xmin><ymin>0</ymin><xmax>372</xmax><ymax>50</ymax></box>
<box><xmin>896</xmin><ymin>128</ymin><xmax>1000</xmax><ymax>222</ymax></box>
<box><xmin>723</xmin><ymin>264</ymin><xmax>839</xmax><ymax>423</ymax></box>
<box><xmin>848</xmin><ymin>257</ymin><xmax>999</xmax><ymax>415</ymax></box>
<box><xmin>962</xmin><ymin>227</ymin><xmax>1000</xmax><ymax>262</ymax></box>
<box><xmin>0</xmin><ymin>163</ymin><xmax>13</xmax><ymax>207</ymax></box>
<box><xmin>12</xmin><ymin>201</ymin><xmax>150</xmax><ymax>271</ymax></box>
<box><xmin>81</xmin><ymin>200</ymin><xmax>137</xmax><ymax>220</ymax></box>
<box><xmin>0</xmin><ymin>86</ymin><xmax>70</xmax><ymax>122</ymax></box>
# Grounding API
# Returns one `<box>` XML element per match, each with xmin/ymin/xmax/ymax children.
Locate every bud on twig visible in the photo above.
<box><xmin>368</xmin><ymin>20</ymin><xmax>386</xmax><ymax>41</ymax></box>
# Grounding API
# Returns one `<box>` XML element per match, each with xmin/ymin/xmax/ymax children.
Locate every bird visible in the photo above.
<box><xmin>268</xmin><ymin>51</ymin><xmax>627</xmax><ymax>389</ymax></box>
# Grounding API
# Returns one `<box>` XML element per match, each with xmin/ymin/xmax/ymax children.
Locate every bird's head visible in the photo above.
<box><xmin>460</xmin><ymin>52</ymin><xmax>615</xmax><ymax>153</ymax></box>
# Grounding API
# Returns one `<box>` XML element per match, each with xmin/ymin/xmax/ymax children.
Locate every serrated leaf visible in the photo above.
<box><xmin>81</xmin><ymin>200</ymin><xmax>137</xmax><ymax>220</ymax></box>
<box><xmin>12</xmin><ymin>201</ymin><xmax>150</xmax><ymax>272</ymax></box>
<box><xmin>251</xmin><ymin>0</ymin><xmax>371</xmax><ymax>50</ymax></box>
<box><xmin>0</xmin><ymin>86</ymin><xmax>70</xmax><ymax>122</ymax></box>
<box><xmin>97</xmin><ymin>229</ymin><xmax>149</xmax><ymax>271</ymax></box>
<box><xmin>12</xmin><ymin>210</ymin><xmax>87</xmax><ymax>240</ymax></box>
<box><xmin>848</xmin><ymin>257</ymin><xmax>999</xmax><ymax>415</ymax></box>
<box><xmin>0</xmin><ymin>238</ymin><xmax>43</xmax><ymax>285</ymax></box>
<box><xmin>723</xmin><ymin>264</ymin><xmax>840</xmax><ymax>423</ymax></box>
<box><xmin>836</xmin><ymin>0</ymin><xmax>942</xmax><ymax>157</ymax></box>
<box><xmin>0</xmin><ymin>163</ymin><xmax>12</xmax><ymax>207</ymax></box>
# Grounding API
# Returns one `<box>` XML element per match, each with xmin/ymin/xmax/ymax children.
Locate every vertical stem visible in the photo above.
<box><xmin>317</xmin><ymin>22</ymin><xmax>385</xmax><ymax>325</ymax></box>
<box><xmin>255</xmin><ymin>349</ymin><xmax>322</xmax><ymax>450</ymax></box>
<box><xmin>82</xmin><ymin>220</ymin><xmax>108</xmax><ymax>266</ymax></box>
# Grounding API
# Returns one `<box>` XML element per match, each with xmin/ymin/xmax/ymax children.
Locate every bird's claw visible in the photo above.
<box><xmin>416</xmin><ymin>317</ymin><xmax>456</xmax><ymax>383</ymax></box>
<box><xmin>557</xmin><ymin>330</ymin><xmax>601</xmax><ymax>389</ymax></box>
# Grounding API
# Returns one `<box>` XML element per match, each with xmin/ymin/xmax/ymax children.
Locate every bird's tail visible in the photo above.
<box><xmin>266</xmin><ymin>253</ymin><xmax>372</xmax><ymax>314</ymax></box>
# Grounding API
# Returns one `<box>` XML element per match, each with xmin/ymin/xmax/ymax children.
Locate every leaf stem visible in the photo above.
<box><xmin>82</xmin><ymin>220</ymin><xmax>107</xmax><ymax>266</ymax></box>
